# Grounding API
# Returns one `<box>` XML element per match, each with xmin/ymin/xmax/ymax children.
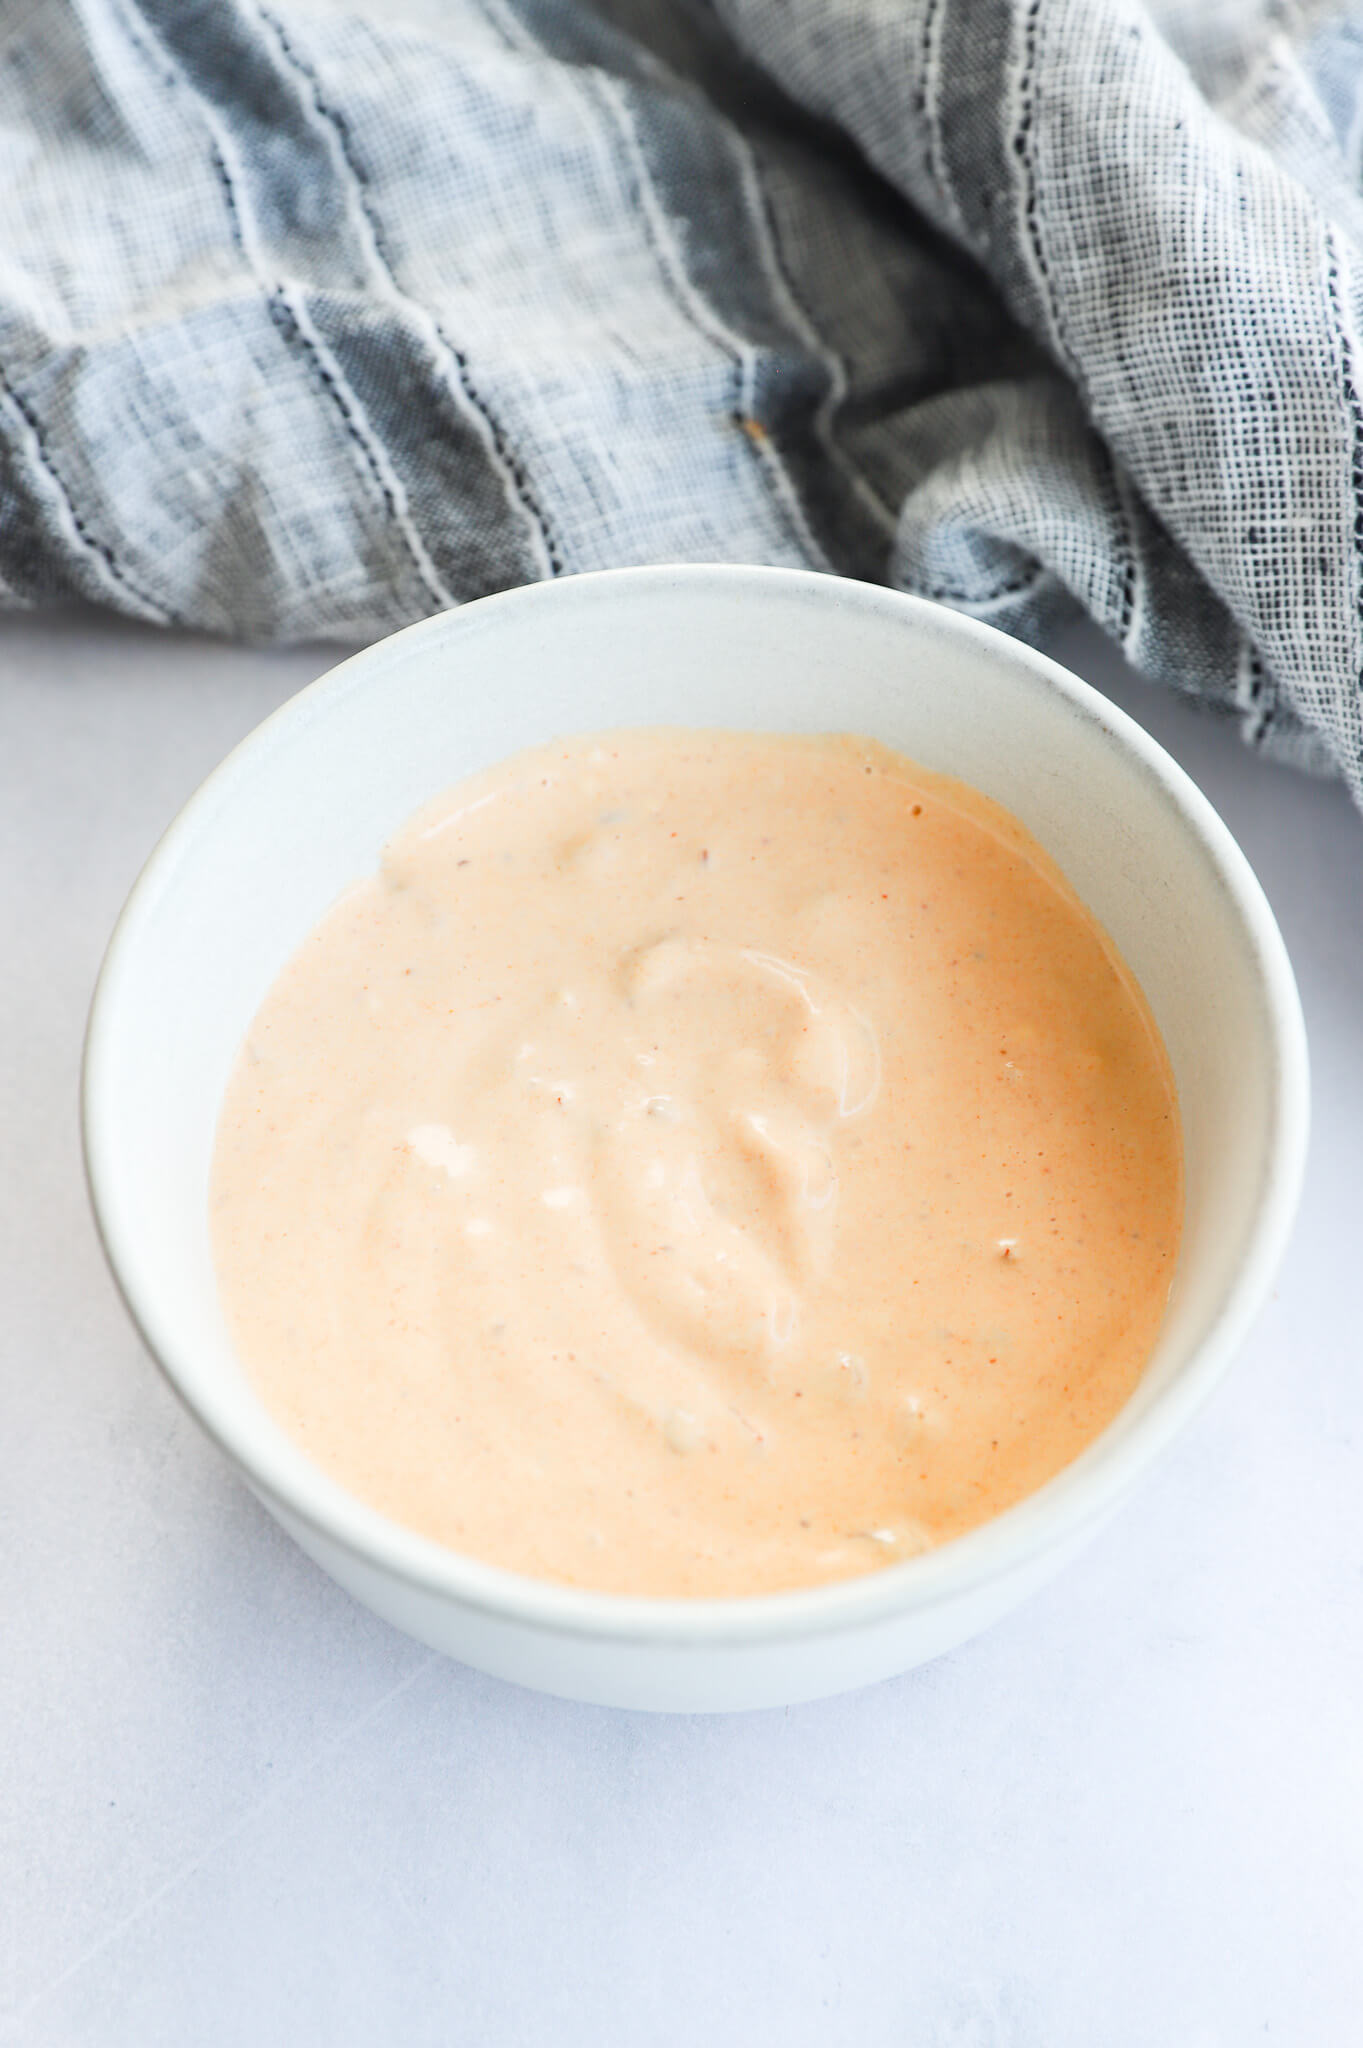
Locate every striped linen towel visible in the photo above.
<box><xmin>3</xmin><ymin>0</ymin><xmax>1363</xmax><ymax>797</ymax></box>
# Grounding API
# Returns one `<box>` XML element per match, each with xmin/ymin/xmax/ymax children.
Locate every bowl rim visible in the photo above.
<box><xmin>82</xmin><ymin>563</ymin><xmax>1310</xmax><ymax>1648</ymax></box>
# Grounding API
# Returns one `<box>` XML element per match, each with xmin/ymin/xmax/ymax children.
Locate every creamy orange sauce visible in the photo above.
<box><xmin>211</xmin><ymin>732</ymin><xmax>1182</xmax><ymax>1597</ymax></box>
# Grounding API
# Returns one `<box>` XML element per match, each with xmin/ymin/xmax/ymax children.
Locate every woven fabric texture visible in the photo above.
<box><xmin>4</xmin><ymin>0</ymin><xmax>1363</xmax><ymax>795</ymax></box>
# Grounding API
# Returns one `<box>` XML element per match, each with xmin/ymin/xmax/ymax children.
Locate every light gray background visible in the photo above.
<box><xmin>2</xmin><ymin>607</ymin><xmax>1360</xmax><ymax>2046</ymax></box>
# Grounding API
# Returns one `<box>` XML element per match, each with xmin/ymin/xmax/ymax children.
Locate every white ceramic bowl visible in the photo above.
<box><xmin>84</xmin><ymin>566</ymin><xmax>1308</xmax><ymax>1712</ymax></box>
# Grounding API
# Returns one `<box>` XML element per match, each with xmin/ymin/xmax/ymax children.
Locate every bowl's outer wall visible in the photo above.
<box><xmin>84</xmin><ymin>569</ymin><xmax>1307</xmax><ymax>1710</ymax></box>
<box><xmin>265</xmin><ymin>1489</ymin><xmax>1110</xmax><ymax>1712</ymax></box>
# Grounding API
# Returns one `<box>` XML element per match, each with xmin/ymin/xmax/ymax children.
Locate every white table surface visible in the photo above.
<box><xmin>2</xmin><ymin>603</ymin><xmax>1360</xmax><ymax>2047</ymax></box>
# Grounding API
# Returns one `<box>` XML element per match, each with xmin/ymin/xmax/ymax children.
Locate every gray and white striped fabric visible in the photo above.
<box><xmin>5</xmin><ymin>1</ymin><xmax>1363</xmax><ymax>798</ymax></box>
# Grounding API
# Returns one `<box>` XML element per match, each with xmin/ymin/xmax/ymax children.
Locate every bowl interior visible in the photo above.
<box><xmin>84</xmin><ymin>567</ymin><xmax>1305</xmax><ymax>1626</ymax></box>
